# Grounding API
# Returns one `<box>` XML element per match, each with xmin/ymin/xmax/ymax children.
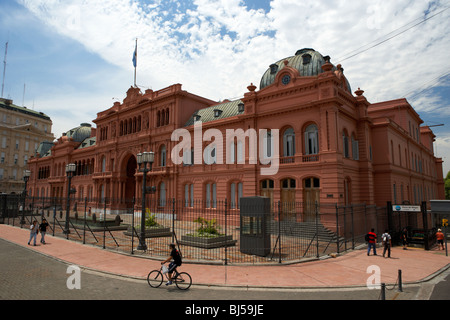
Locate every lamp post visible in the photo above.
<box><xmin>20</xmin><ymin>170</ymin><xmax>31</xmax><ymax>227</ymax></box>
<box><xmin>64</xmin><ymin>163</ymin><xmax>76</xmax><ymax>237</ymax></box>
<box><xmin>136</xmin><ymin>151</ymin><xmax>155</xmax><ymax>251</ymax></box>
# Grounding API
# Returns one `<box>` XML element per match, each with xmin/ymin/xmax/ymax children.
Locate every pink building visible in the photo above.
<box><xmin>27</xmin><ymin>48</ymin><xmax>445</xmax><ymax>214</ymax></box>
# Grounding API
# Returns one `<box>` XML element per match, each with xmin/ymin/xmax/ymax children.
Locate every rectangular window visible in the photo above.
<box><xmin>238</xmin><ymin>182</ymin><xmax>243</xmax><ymax>209</ymax></box>
<box><xmin>206</xmin><ymin>184</ymin><xmax>210</xmax><ymax>208</ymax></box>
<box><xmin>352</xmin><ymin>139</ymin><xmax>359</xmax><ymax>160</ymax></box>
<box><xmin>343</xmin><ymin>135</ymin><xmax>349</xmax><ymax>158</ymax></box>
<box><xmin>212</xmin><ymin>184</ymin><xmax>217</xmax><ymax>208</ymax></box>
<box><xmin>185</xmin><ymin>185</ymin><xmax>189</xmax><ymax>207</ymax></box>
<box><xmin>241</xmin><ymin>216</ymin><xmax>262</xmax><ymax>236</ymax></box>
<box><xmin>230</xmin><ymin>183</ymin><xmax>236</xmax><ymax>209</ymax></box>
<box><xmin>393</xmin><ymin>184</ymin><xmax>397</xmax><ymax>204</ymax></box>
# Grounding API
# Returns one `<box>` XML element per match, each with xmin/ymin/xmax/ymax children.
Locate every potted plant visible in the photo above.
<box><xmin>180</xmin><ymin>216</ymin><xmax>236</xmax><ymax>249</ymax></box>
<box><xmin>124</xmin><ymin>209</ymin><xmax>171</xmax><ymax>238</ymax></box>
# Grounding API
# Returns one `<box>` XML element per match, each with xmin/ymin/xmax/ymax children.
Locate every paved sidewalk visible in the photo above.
<box><xmin>1</xmin><ymin>224</ymin><xmax>448</xmax><ymax>289</ymax></box>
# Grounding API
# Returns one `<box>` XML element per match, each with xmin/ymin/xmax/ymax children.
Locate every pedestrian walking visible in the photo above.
<box><xmin>28</xmin><ymin>220</ymin><xmax>39</xmax><ymax>246</ymax></box>
<box><xmin>381</xmin><ymin>229</ymin><xmax>392</xmax><ymax>258</ymax></box>
<box><xmin>366</xmin><ymin>228</ymin><xmax>377</xmax><ymax>256</ymax></box>
<box><xmin>436</xmin><ymin>229</ymin><xmax>445</xmax><ymax>250</ymax></box>
<box><xmin>39</xmin><ymin>219</ymin><xmax>50</xmax><ymax>244</ymax></box>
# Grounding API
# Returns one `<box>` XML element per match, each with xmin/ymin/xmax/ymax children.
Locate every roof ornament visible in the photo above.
<box><xmin>355</xmin><ymin>88</ymin><xmax>365</xmax><ymax>96</ymax></box>
<box><xmin>321</xmin><ymin>55</ymin><xmax>333</xmax><ymax>72</ymax></box>
<box><xmin>247</xmin><ymin>83</ymin><xmax>257</xmax><ymax>92</ymax></box>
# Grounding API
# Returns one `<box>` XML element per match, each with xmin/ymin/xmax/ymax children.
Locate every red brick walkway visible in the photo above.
<box><xmin>1</xmin><ymin>224</ymin><xmax>448</xmax><ymax>288</ymax></box>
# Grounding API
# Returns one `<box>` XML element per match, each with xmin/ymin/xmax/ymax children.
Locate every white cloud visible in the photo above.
<box><xmin>15</xmin><ymin>0</ymin><xmax>450</xmax><ymax>172</ymax></box>
<box><xmin>435</xmin><ymin>133</ymin><xmax>450</xmax><ymax>176</ymax></box>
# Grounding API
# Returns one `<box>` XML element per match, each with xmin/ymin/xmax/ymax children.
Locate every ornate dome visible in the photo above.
<box><xmin>259</xmin><ymin>48</ymin><xmax>351</xmax><ymax>92</ymax></box>
<box><xmin>66</xmin><ymin>123</ymin><xmax>92</xmax><ymax>143</ymax></box>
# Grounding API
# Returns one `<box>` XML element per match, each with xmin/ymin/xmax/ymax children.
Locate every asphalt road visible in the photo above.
<box><xmin>0</xmin><ymin>238</ymin><xmax>447</xmax><ymax>303</ymax></box>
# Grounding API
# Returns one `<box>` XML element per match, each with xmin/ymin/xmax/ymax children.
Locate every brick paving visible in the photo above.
<box><xmin>1</xmin><ymin>223</ymin><xmax>449</xmax><ymax>291</ymax></box>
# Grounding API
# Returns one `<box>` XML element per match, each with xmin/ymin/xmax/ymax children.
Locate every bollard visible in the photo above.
<box><xmin>380</xmin><ymin>283</ymin><xmax>386</xmax><ymax>300</ymax></box>
<box><xmin>398</xmin><ymin>269</ymin><xmax>403</xmax><ymax>292</ymax></box>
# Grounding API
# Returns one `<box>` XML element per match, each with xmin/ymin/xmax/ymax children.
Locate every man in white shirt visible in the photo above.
<box><xmin>28</xmin><ymin>220</ymin><xmax>39</xmax><ymax>246</ymax></box>
<box><xmin>381</xmin><ymin>229</ymin><xmax>392</xmax><ymax>258</ymax></box>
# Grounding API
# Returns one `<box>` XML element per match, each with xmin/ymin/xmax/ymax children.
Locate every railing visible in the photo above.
<box><xmin>302</xmin><ymin>154</ymin><xmax>319</xmax><ymax>162</ymax></box>
<box><xmin>0</xmin><ymin>195</ymin><xmax>406</xmax><ymax>265</ymax></box>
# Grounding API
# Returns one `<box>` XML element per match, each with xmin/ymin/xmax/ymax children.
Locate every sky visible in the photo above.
<box><xmin>0</xmin><ymin>0</ymin><xmax>449</xmax><ymax>176</ymax></box>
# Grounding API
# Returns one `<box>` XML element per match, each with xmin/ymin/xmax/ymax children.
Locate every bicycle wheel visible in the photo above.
<box><xmin>147</xmin><ymin>270</ymin><xmax>163</xmax><ymax>288</ymax></box>
<box><xmin>174</xmin><ymin>272</ymin><xmax>192</xmax><ymax>290</ymax></box>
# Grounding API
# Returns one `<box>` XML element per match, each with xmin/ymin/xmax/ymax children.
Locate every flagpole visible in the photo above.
<box><xmin>134</xmin><ymin>38</ymin><xmax>137</xmax><ymax>88</ymax></box>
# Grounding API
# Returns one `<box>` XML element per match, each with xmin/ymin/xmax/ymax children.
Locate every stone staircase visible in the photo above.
<box><xmin>267</xmin><ymin>220</ymin><xmax>343</xmax><ymax>243</ymax></box>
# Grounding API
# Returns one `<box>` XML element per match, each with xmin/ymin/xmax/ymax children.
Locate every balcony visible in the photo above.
<box><xmin>302</xmin><ymin>154</ymin><xmax>319</xmax><ymax>163</ymax></box>
<box><xmin>280</xmin><ymin>156</ymin><xmax>295</xmax><ymax>164</ymax></box>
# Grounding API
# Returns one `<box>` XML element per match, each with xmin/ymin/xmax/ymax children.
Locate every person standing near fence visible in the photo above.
<box><xmin>367</xmin><ymin>228</ymin><xmax>377</xmax><ymax>256</ymax></box>
<box><xmin>401</xmin><ymin>227</ymin><xmax>408</xmax><ymax>250</ymax></box>
<box><xmin>39</xmin><ymin>219</ymin><xmax>49</xmax><ymax>244</ymax></box>
<box><xmin>381</xmin><ymin>229</ymin><xmax>392</xmax><ymax>258</ymax></box>
<box><xmin>28</xmin><ymin>220</ymin><xmax>39</xmax><ymax>246</ymax></box>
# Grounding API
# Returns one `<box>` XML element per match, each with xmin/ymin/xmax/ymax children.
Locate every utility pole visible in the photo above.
<box><xmin>1</xmin><ymin>42</ymin><xmax>8</xmax><ymax>98</ymax></box>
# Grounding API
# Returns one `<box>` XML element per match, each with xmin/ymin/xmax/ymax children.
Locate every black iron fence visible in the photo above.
<box><xmin>2</xmin><ymin>194</ymin><xmax>437</xmax><ymax>264</ymax></box>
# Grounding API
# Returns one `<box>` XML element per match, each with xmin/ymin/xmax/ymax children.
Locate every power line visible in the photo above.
<box><xmin>337</xmin><ymin>5</ymin><xmax>450</xmax><ymax>63</ymax></box>
<box><xmin>403</xmin><ymin>69</ymin><xmax>450</xmax><ymax>99</ymax></box>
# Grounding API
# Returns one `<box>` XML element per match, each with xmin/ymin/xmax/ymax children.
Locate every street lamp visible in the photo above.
<box><xmin>136</xmin><ymin>151</ymin><xmax>155</xmax><ymax>251</ymax></box>
<box><xmin>64</xmin><ymin>163</ymin><xmax>76</xmax><ymax>237</ymax></box>
<box><xmin>20</xmin><ymin>170</ymin><xmax>31</xmax><ymax>227</ymax></box>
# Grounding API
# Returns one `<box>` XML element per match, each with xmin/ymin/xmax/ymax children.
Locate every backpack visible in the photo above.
<box><xmin>365</xmin><ymin>233</ymin><xmax>370</xmax><ymax>242</ymax></box>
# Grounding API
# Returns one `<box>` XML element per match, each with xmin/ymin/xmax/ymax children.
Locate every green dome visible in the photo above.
<box><xmin>66</xmin><ymin>123</ymin><xmax>92</xmax><ymax>143</ymax></box>
<box><xmin>260</xmin><ymin>48</ymin><xmax>351</xmax><ymax>92</ymax></box>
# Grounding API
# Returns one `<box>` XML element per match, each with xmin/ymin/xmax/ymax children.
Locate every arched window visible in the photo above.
<box><xmin>263</xmin><ymin>130</ymin><xmax>273</xmax><ymax>159</ymax></box>
<box><xmin>230</xmin><ymin>182</ymin><xmax>243</xmax><ymax>209</ymax></box>
<box><xmin>304</xmin><ymin>124</ymin><xmax>318</xmax><ymax>155</ymax></box>
<box><xmin>204</xmin><ymin>144</ymin><xmax>216</xmax><ymax>165</ymax></box>
<box><xmin>205</xmin><ymin>183</ymin><xmax>217</xmax><ymax>208</ymax></box>
<box><xmin>184</xmin><ymin>184</ymin><xmax>194</xmax><ymax>207</ymax></box>
<box><xmin>283</xmin><ymin>127</ymin><xmax>295</xmax><ymax>157</ymax></box>
<box><xmin>160</xmin><ymin>145</ymin><xmax>166</xmax><ymax>167</ymax></box>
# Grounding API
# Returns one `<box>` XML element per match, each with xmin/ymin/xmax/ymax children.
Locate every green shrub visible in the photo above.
<box><xmin>193</xmin><ymin>217</ymin><xmax>221</xmax><ymax>236</ymax></box>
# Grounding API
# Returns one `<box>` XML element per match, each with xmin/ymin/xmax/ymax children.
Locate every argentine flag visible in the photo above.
<box><xmin>132</xmin><ymin>42</ymin><xmax>137</xmax><ymax>68</ymax></box>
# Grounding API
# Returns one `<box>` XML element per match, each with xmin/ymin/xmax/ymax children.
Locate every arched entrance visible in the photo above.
<box><xmin>124</xmin><ymin>155</ymin><xmax>137</xmax><ymax>208</ymax></box>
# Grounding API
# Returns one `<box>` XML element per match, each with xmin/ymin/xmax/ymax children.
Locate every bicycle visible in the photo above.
<box><xmin>147</xmin><ymin>264</ymin><xmax>192</xmax><ymax>290</ymax></box>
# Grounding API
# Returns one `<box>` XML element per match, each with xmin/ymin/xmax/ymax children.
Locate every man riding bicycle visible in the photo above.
<box><xmin>161</xmin><ymin>243</ymin><xmax>182</xmax><ymax>286</ymax></box>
